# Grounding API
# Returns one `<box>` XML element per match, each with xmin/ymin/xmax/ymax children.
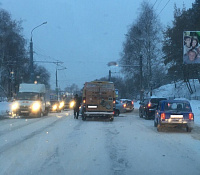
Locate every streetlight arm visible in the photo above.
<box><xmin>31</xmin><ymin>21</ymin><xmax>47</xmax><ymax>40</ymax></box>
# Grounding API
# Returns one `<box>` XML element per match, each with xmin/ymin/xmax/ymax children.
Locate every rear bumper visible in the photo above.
<box><xmin>125</xmin><ymin>107</ymin><xmax>134</xmax><ymax>111</ymax></box>
<box><xmin>84</xmin><ymin>111</ymin><xmax>114</xmax><ymax>117</ymax></box>
<box><xmin>161</xmin><ymin>119</ymin><xmax>194</xmax><ymax>127</ymax></box>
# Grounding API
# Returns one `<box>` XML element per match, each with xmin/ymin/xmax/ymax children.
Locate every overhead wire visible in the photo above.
<box><xmin>152</xmin><ymin>0</ymin><xmax>158</xmax><ymax>9</ymax></box>
<box><xmin>155</xmin><ymin>0</ymin><xmax>163</xmax><ymax>11</ymax></box>
<box><xmin>156</xmin><ymin>0</ymin><xmax>171</xmax><ymax>17</ymax></box>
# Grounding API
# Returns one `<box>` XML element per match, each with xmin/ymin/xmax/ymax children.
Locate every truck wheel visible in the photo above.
<box><xmin>43</xmin><ymin>109</ymin><xmax>49</xmax><ymax>116</ymax></box>
<box><xmin>110</xmin><ymin>116</ymin><xmax>114</xmax><ymax>121</ymax></box>
<box><xmin>36</xmin><ymin>111</ymin><xmax>42</xmax><ymax>118</ymax></box>
<box><xmin>186</xmin><ymin>126</ymin><xmax>192</xmax><ymax>132</ymax></box>
<box><xmin>114</xmin><ymin>110</ymin><xmax>120</xmax><ymax>116</ymax></box>
<box><xmin>82</xmin><ymin>114</ymin><xmax>86</xmax><ymax>121</ymax></box>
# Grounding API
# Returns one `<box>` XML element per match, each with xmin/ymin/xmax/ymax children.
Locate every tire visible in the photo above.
<box><xmin>82</xmin><ymin>114</ymin><xmax>86</xmax><ymax>121</ymax></box>
<box><xmin>157</xmin><ymin>121</ymin><xmax>162</xmax><ymax>132</ymax></box>
<box><xmin>115</xmin><ymin>110</ymin><xmax>120</xmax><ymax>116</ymax></box>
<box><xmin>145</xmin><ymin>112</ymin><xmax>149</xmax><ymax>120</ymax></box>
<box><xmin>43</xmin><ymin>109</ymin><xmax>49</xmax><ymax>116</ymax></box>
<box><xmin>110</xmin><ymin>117</ymin><xmax>114</xmax><ymax>121</ymax></box>
<box><xmin>157</xmin><ymin>124</ymin><xmax>161</xmax><ymax>132</ymax></box>
<box><xmin>186</xmin><ymin>126</ymin><xmax>192</xmax><ymax>132</ymax></box>
<box><xmin>36</xmin><ymin>111</ymin><xmax>42</xmax><ymax>118</ymax></box>
<box><xmin>139</xmin><ymin>110</ymin><xmax>143</xmax><ymax>118</ymax></box>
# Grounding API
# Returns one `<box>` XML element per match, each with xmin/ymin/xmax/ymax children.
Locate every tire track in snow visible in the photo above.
<box><xmin>0</xmin><ymin>113</ymin><xmax>62</xmax><ymax>136</ymax></box>
<box><xmin>0</xmin><ymin>115</ymin><xmax>66</xmax><ymax>154</ymax></box>
<box><xmin>105</xmin><ymin>124</ymin><xmax>129</xmax><ymax>175</ymax></box>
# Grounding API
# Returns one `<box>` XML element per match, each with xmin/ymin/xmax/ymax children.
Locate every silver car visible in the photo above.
<box><xmin>114</xmin><ymin>100</ymin><xmax>126</xmax><ymax>116</ymax></box>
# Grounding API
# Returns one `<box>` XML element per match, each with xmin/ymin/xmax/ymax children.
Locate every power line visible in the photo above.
<box><xmin>152</xmin><ymin>0</ymin><xmax>158</xmax><ymax>9</ymax></box>
<box><xmin>155</xmin><ymin>0</ymin><xmax>163</xmax><ymax>11</ymax></box>
<box><xmin>157</xmin><ymin>0</ymin><xmax>171</xmax><ymax>17</ymax></box>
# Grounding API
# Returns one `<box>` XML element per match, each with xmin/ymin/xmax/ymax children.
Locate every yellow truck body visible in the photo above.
<box><xmin>82</xmin><ymin>81</ymin><xmax>115</xmax><ymax>121</ymax></box>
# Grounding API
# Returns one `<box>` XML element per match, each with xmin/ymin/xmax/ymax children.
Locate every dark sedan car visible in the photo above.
<box><xmin>139</xmin><ymin>97</ymin><xmax>167</xmax><ymax>119</ymax></box>
<box><xmin>154</xmin><ymin>100</ymin><xmax>194</xmax><ymax>132</ymax></box>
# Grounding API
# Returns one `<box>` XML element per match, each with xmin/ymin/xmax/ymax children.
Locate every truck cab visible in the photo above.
<box><xmin>11</xmin><ymin>83</ymin><xmax>50</xmax><ymax>117</ymax></box>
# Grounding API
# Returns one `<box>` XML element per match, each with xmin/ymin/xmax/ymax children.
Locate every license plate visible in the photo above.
<box><xmin>170</xmin><ymin>115</ymin><xmax>183</xmax><ymax>119</ymax></box>
<box><xmin>21</xmin><ymin>111</ymin><xmax>29</xmax><ymax>113</ymax></box>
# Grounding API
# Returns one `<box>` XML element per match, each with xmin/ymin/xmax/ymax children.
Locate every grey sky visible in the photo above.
<box><xmin>0</xmin><ymin>0</ymin><xmax>194</xmax><ymax>90</ymax></box>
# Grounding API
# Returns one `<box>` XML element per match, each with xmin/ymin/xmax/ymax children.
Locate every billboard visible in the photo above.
<box><xmin>183</xmin><ymin>31</ymin><xmax>200</xmax><ymax>64</ymax></box>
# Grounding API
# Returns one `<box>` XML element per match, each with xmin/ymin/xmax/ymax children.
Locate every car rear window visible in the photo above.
<box><xmin>151</xmin><ymin>98</ymin><xmax>167</xmax><ymax>103</ymax></box>
<box><xmin>164</xmin><ymin>102</ymin><xmax>191</xmax><ymax>112</ymax></box>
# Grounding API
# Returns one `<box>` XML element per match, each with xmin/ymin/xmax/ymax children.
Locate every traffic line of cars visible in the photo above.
<box><xmin>114</xmin><ymin>99</ymin><xmax>134</xmax><ymax>116</ymax></box>
<box><xmin>139</xmin><ymin>98</ymin><xmax>194</xmax><ymax>132</ymax></box>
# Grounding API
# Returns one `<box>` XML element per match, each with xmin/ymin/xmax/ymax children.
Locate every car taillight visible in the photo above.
<box><xmin>161</xmin><ymin>113</ymin><xmax>165</xmax><ymax>120</ymax></box>
<box><xmin>148</xmin><ymin>102</ymin><xmax>151</xmax><ymax>108</ymax></box>
<box><xmin>123</xmin><ymin>104</ymin><xmax>126</xmax><ymax>108</ymax></box>
<box><xmin>189</xmin><ymin>113</ymin><xmax>194</xmax><ymax>120</ymax></box>
<box><xmin>83</xmin><ymin>97</ymin><xmax>86</xmax><ymax>104</ymax></box>
<box><xmin>131</xmin><ymin>101</ymin><xmax>134</xmax><ymax>105</ymax></box>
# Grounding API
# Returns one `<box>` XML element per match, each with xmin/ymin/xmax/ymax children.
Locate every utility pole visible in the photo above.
<box><xmin>56</xmin><ymin>68</ymin><xmax>58</xmax><ymax>100</ymax></box>
<box><xmin>140</xmin><ymin>55</ymin><xmax>143</xmax><ymax>101</ymax></box>
<box><xmin>55</xmin><ymin>62</ymin><xmax>67</xmax><ymax>101</ymax></box>
<box><xmin>109</xmin><ymin>70</ymin><xmax>111</xmax><ymax>81</ymax></box>
<box><xmin>30</xmin><ymin>38</ymin><xmax>34</xmax><ymax>82</ymax></box>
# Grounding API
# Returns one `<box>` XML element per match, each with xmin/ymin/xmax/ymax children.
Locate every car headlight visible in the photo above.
<box><xmin>59</xmin><ymin>101</ymin><xmax>64</xmax><ymax>109</ymax></box>
<box><xmin>70</xmin><ymin>101</ymin><xmax>75</xmax><ymax>108</ymax></box>
<box><xmin>53</xmin><ymin>104</ymin><xmax>57</xmax><ymax>110</ymax></box>
<box><xmin>32</xmin><ymin>102</ymin><xmax>41</xmax><ymax>112</ymax></box>
<box><xmin>12</xmin><ymin>102</ymin><xmax>19</xmax><ymax>111</ymax></box>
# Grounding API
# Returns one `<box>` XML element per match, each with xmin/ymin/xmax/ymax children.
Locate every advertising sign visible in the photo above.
<box><xmin>183</xmin><ymin>31</ymin><xmax>200</xmax><ymax>64</ymax></box>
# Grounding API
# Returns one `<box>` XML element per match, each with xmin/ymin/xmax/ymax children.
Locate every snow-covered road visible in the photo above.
<box><xmin>0</xmin><ymin>110</ymin><xmax>200</xmax><ymax>175</ymax></box>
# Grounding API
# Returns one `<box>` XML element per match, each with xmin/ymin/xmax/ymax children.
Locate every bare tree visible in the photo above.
<box><xmin>120</xmin><ymin>1</ymin><xmax>166</xmax><ymax>96</ymax></box>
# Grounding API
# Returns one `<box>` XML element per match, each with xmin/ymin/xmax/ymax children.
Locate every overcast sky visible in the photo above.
<box><xmin>0</xmin><ymin>0</ymin><xmax>194</xmax><ymax>90</ymax></box>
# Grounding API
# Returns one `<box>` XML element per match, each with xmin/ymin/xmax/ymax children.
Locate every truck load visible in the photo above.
<box><xmin>81</xmin><ymin>81</ymin><xmax>115</xmax><ymax>121</ymax></box>
<box><xmin>11</xmin><ymin>83</ymin><xmax>50</xmax><ymax>117</ymax></box>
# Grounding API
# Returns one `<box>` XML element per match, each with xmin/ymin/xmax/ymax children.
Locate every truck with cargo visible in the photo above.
<box><xmin>81</xmin><ymin>81</ymin><xmax>115</xmax><ymax>121</ymax></box>
<box><xmin>11</xmin><ymin>83</ymin><xmax>50</xmax><ymax>117</ymax></box>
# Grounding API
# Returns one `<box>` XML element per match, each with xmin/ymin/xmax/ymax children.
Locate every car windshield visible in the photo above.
<box><xmin>164</xmin><ymin>102</ymin><xmax>191</xmax><ymax>112</ymax></box>
<box><xmin>50</xmin><ymin>101</ymin><xmax>59</xmax><ymax>105</ymax></box>
<box><xmin>15</xmin><ymin>92</ymin><xmax>39</xmax><ymax>100</ymax></box>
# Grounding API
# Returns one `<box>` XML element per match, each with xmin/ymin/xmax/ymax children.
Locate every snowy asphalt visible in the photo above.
<box><xmin>0</xmin><ymin>109</ymin><xmax>200</xmax><ymax>175</ymax></box>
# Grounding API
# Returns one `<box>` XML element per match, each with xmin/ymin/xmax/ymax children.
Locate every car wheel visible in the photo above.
<box><xmin>186</xmin><ymin>126</ymin><xmax>192</xmax><ymax>132</ymax></box>
<box><xmin>145</xmin><ymin>112</ymin><xmax>149</xmax><ymax>120</ymax></box>
<box><xmin>36</xmin><ymin>111</ymin><xmax>42</xmax><ymax>118</ymax></box>
<box><xmin>139</xmin><ymin>110</ymin><xmax>143</xmax><ymax>118</ymax></box>
<box><xmin>157</xmin><ymin>122</ymin><xmax>162</xmax><ymax>132</ymax></box>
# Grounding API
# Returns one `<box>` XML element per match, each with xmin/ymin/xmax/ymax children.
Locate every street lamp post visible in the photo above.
<box><xmin>56</xmin><ymin>67</ymin><xmax>67</xmax><ymax>100</ymax></box>
<box><xmin>107</xmin><ymin>60</ymin><xmax>143</xmax><ymax>101</ymax></box>
<box><xmin>30</xmin><ymin>22</ymin><xmax>47</xmax><ymax>83</ymax></box>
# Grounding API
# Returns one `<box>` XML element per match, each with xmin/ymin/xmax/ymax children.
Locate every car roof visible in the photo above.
<box><xmin>160</xmin><ymin>99</ymin><xmax>190</xmax><ymax>103</ymax></box>
<box><xmin>120</xmin><ymin>99</ymin><xmax>132</xmax><ymax>101</ymax></box>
